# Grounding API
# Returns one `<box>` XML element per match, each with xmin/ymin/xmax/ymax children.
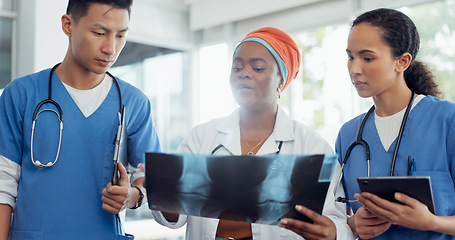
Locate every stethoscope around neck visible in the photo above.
<box><xmin>211</xmin><ymin>141</ymin><xmax>284</xmax><ymax>155</ymax></box>
<box><xmin>334</xmin><ymin>91</ymin><xmax>415</xmax><ymax>203</ymax></box>
<box><xmin>30</xmin><ymin>63</ymin><xmax>122</xmax><ymax>167</ymax></box>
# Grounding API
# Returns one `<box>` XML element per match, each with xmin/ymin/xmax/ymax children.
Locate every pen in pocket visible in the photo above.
<box><xmin>408</xmin><ymin>155</ymin><xmax>416</xmax><ymax>176</ymax></box>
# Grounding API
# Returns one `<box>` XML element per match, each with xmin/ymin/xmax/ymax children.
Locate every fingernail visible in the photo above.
<box><xmin>281</xmin><ymin>219</ymin><xmax>288</xmax><ymax>224</ymax></box>
<box><xmin>295</xmin><ymin>205</ymin><xmax>303</xmax><ymax>211</ymax></box>
<box><xmin>395</xmin><ymin>193</ymin><xmax>401</xmax><ymax>199</ymax></box>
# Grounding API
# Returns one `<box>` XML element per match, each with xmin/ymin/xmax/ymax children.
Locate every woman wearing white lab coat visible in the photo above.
<box><xmin>153</xmin><ymin>27</ymin><xmax>354</xmax><ymax>240</ymax></box>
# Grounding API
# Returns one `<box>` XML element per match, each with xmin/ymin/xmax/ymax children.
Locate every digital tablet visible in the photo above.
<box><xmin>357</xmin><ymin>176</ymin><xmax>435</xmax><ymax>214</ymax></box>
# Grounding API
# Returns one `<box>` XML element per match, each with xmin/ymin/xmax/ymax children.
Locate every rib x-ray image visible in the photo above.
<box><xmin>145</xmin><ymin>152</ymin><xmax>336</xmax><ymax>225</ymax></box>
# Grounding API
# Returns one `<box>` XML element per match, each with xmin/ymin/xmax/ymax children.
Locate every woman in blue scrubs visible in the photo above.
<box><xmin>0</xmin><ymin>1</ymin><xmax>161</xmax><ymax>239</ymax></box>
<box><xmin>336</xmin><ymin>8</ymin><xmax>455</xmax><ymax>239</ymax></box>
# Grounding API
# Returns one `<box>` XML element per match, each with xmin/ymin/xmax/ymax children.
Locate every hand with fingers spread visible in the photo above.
<box><xmin>102</xmin><ymin>162</ymin><xmax>139</xmax><ymax>214</ymax></box>
<box><xmin>280</xmin><ymin>205</ymin><xmax>337</xmax><ymax>240</ymax></box>
<box><xmin>355</xmin><ymin>192</ymin><xmax>437</xmax><ymax>232</ymax></box>
<box><xmin>351</xmin><ymin>204</ymin><xmax>391</xmax><ymax>239</ymax></box>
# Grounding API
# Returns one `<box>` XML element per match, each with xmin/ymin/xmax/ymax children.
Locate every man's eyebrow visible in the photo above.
<box><xmin>93</xmin><ymin>24</ymin><xmax>128</xmax><ymax>33</ymax></box>
<box><xmin>119</xmin><ymin>27</ymin><xmax>129</xmax><ymax>33</ymax></box>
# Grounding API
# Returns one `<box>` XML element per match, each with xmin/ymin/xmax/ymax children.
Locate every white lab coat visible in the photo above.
<box><xmin>153</xmin><ymin>106</ymin><xmax>354</xmax><ymax>240</ymax></box>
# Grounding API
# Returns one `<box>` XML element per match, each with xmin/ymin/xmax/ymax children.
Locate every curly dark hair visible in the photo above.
<box><xmin>67</xmin><ymin>0</ymin><xmax>133</xmax><ymax>23</ymax></box>
<box><xmin>352</xmin><ymin>8</ymin><xmax>441</xmax><ymax>97</ymax></box>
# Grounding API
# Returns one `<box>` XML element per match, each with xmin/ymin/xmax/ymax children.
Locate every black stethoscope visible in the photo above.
<box><xmin>335</xmin><ymin>91</ymin><xmax>415</xmax><ymax>203</ymax></box>
<box><xmin>30</xmin><ymin>63</ymin><xmax>123</xmax><ymax>168</ymax></box>
<box><xmin>211</xmin><ymin>141</ymin><xmax>284</xmax><ymax>155</ymax></box>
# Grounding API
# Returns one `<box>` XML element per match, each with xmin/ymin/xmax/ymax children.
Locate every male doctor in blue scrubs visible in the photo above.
<box><xmin>0</xmin><ymin>0</ymin><xmax>161</xmax><ymax>239</ymax></box>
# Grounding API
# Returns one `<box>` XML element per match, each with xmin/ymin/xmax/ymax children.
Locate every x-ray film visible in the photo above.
<box><xmin>145</xmin><ymin>153</ymin><xmax>336</xmax><ymax>225</ymax></box>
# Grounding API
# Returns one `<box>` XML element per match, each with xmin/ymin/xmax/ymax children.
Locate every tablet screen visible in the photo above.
<box><xmin>357</xmin><ymin>176</ymin><xmax>435</xmax><ymax>214</ymax></box>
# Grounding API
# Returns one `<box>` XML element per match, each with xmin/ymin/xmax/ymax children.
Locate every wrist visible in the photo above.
<box><xmin>347</xmin><ymin>215</ymin><xmax>358</xmax><ymax>237</ymax></box>
<box><xmin>130</xmin><ymin>186</ymin><xmax>144</xmax><ymax>209</ymax></box>
<box><xmin>427</xmin><ymin>214</ymin><xmax>440</xmax><ymax>232</ymax></box>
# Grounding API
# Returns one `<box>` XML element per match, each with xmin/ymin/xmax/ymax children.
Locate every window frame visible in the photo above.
<box><xmin>0</xmin><ymin>0</ymin><xmax>16</xmax><ymax>89</ymax></box>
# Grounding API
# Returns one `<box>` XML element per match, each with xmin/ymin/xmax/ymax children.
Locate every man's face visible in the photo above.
<box><xmin>68</xmin><ymin>3</ymin><xmax>129</xmax><ymax>74</ymax></box>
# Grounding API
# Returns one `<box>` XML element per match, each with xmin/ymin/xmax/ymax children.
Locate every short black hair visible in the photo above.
<box><xmin>66</xmin><ymin>0</ymin><xmax>133</xmax><ymax>23</ymax></box>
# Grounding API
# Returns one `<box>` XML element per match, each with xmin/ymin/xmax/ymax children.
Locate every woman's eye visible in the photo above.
<box><xmin>232</xmin><ymin>67</ymin><xmax>242</xmax><ymax>72</ymax></box>
<box><xmin>93</xmin><ymin>31</ymin><xmax>104</xmax><ymax>36</ymax></box>
<box><xmin>347</xmin><ymin>56</ymin><xmax>354</xmax><ymax>60</ymax></box>
<box><xmin>253</xmin><ymin>68</ymin><xmax>264</xmax><ymax>72</ymax></box>
<box><xmin>364</xmin><ymin>57</ymin><xmax>373</xmax><ymax>62</ymax></box>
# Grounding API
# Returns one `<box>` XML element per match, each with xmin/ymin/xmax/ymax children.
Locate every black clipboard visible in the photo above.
<box><xmin>357</xmin><ymin>176</ymin><xmax>435</xmax><ymax>214</ymax></box>
<box><xmin>112</xmin><ymin>105</ymin><xmax>127</xmax><ymax>185</ymax></box>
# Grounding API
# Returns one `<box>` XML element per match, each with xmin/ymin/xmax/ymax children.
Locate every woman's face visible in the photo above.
<box><xmin>346</xmin><ymin>23</ymin><xmax>401</xmax><ymax>98</ymax></box>
<box><xmin>230</xmin><ymin>41</ymin><xmax>282</xmax><ymax>110</ymax></box>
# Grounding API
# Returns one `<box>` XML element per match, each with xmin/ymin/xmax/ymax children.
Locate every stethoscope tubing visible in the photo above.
<box><xmin>30</xmin><ymin>63</ymin><xmax>122</xmax><ymax>168</ymax></box>
<box><xmin>211</xmin><ymin>141</ymin><xmax>283</xmax><ymax>155</ymax></box>
<box><xmin>335</xmin><ymin>91</ymin><xmax>415</xmax><ymax>202</ymax></box>
<box><xmin>30</xmin><ymin>108</ymin><xmax>63</xmax><ymax>167</ymax></box>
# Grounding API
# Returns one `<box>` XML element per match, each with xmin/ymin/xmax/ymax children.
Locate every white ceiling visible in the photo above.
<box><xmin>138</xmin><ymin>0</ymin><xmax>439</xmax><ymax>35</ymax></box>
<box><xmin>189</xmin><ymin>0</ymin><xmax>325</xmax><ymax>30</ymax></box>
<box><xmin>141</xmin><ymin>0</ymin><xmax>329</xmax><ymax>30</ymax></box>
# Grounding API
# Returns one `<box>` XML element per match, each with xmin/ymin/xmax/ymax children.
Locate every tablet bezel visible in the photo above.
<box><xmin>356</xmin><ymin>176</ymin><xmax>435</xmax><ymax>214</ymax></box>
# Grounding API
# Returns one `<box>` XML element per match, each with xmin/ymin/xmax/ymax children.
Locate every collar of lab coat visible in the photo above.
<box><xmin>214</xmin><ymin>105</ymin><xmax>295</xmax><ymax>155</ymax></box>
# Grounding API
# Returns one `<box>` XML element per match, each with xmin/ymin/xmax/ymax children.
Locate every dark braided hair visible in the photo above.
<box><xmin>67</xmin><ymin>0</ymin><xmax>133</xmax><ymax>23</ymax></box>
<box><xmin>352</xmin><ymin>8</ymin><xmax>441</xmax><ymax>97</ymax></box>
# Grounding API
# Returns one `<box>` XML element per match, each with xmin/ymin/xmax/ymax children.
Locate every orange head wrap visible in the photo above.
<box><xmin>235</xmin><ymin>27</ymin><xmax>301</xmax><ymax>92</ymax></box>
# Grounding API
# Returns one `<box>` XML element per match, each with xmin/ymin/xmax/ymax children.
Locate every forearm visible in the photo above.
<box><xmin>131</xmin><ymin>176</ymin><xmax>144</xmax><ymax>188</ymax></box>
<box><xmin>0</xmin><ymin>204</ymin><xmax>12</xmax><ymax>239</ymax></box>
<box><xmin>432</xmin><ymin>215</ymin><xmax>455</xmax><ymax>235</ymax></box>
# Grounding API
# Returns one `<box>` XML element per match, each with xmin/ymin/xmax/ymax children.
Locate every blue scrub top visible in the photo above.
<box><xmin>0</xmin><ymin>68</ymin><xmax>162</xmax><ymax>239</ymax></box>
<box><xmin>336</xmin><ymin>96</ymin><xmax>455</xmax><ymax>240</ymax></box>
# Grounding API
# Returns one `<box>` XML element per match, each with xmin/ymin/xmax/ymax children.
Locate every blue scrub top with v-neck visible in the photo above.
<box><xmin>336</xmin><ymin>96</ymin><xmax>455</xmax><ymax>240</ymax></box>
<box><xmin>0</xmin><ymin>68</ymin><xmax>161</xmax><ymax>239</ymax></box>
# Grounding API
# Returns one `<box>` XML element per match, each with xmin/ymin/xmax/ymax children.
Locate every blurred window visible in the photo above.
<box><xmin>288</xmin><ymin>0</ymin><xmax>455</xmax><ymax>148</ymax></box>
<box><xmin>0</xmin><ymin>4</ymin><xmax>14</xmax><ymax>92</ymax></box>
